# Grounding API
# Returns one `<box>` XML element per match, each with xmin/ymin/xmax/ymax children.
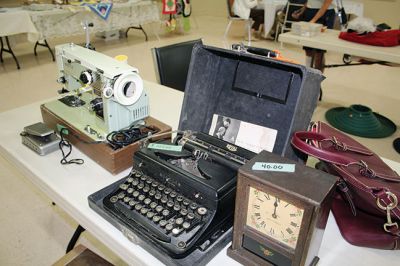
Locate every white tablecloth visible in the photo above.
<box><xmin>260</xmin><ymin>0</ymin><xmax>364</xmax><ymax>37</ymax></box>
<box><xmin>0</xmin><ymin>9</ymin><xmax>39</xmax><ymax>41</ymax></box>
<box><xmin>0</xmin><ymin>1</ymin><xmax>159</xmax><ymax>42</ymax></box>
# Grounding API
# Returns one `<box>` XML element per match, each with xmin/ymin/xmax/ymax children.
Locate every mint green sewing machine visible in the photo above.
<box><xmin>43</xmin><ymin>43</ymin><xmax>149</xmax><ymax>141</ymax></box>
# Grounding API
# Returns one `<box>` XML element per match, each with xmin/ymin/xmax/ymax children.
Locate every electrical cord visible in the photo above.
<box><xmin>106</xmin><ymin>124</ymin><xmax>158</xmax><ymax>150</ymax></box>
<box><xmin>59</xmin><ymin>128</ymin><xmax>84</xmax><ymax>165</ymax></box>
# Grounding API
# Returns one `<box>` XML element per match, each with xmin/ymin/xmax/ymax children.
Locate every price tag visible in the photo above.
<box><xmin>252</xmin><ymin>162</ymin><xmax>295</xmax><ymax>173</ymax></box>
<box><xmin>147</xmin><ymin>143</ymin><xmax>183</xmax><ymax>152</ymax></box>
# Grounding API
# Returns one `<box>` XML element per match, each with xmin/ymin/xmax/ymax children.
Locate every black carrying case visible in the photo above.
<box><xmin>179</xmin><ymin>44</ymin><xmax>324</xmax><ymax>161</ymax></box>
<box><xmin>88</xmin><ymin>44</ymin><xmax>324</xmax><ymax>266</ymax></box>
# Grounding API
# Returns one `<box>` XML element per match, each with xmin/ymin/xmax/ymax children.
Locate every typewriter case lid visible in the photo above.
<box><xmin>178</xmin><ymin>44</ymin><xmax>324</xmax><ymax>160</ymax></box>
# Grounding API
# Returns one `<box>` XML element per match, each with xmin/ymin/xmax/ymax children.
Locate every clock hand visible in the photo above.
<box><xmin>272</xmin><ymin>197</ymin><xmax>279</xmax><ymax>219</ymax></box>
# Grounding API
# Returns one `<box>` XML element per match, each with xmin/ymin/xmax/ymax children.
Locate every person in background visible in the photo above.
<box><xmin>302</xmin><ymin>0</ymin><xmax>336</xmax><ymax>71</ymax></box>
<box><xmin>232</xmin><ymin>0</ymin><xmax>265</xmax><ymax>41</ymax></box>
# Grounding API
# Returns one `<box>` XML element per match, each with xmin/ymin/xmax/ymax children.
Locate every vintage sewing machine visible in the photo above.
<box><xmin>40</xmin><ymin>43</ymin><xmax>171</xmax><ymax>174</ymax></box>
<box><xmin>42</xmin><ymin>43</ymin><xmax>149</xmax><ymax>141</ymax></box>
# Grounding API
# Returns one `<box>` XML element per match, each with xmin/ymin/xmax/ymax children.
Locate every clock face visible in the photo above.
<box><xmin>246</xmin><ymin>186</ymin><xmax>304</xmax><ymax>249</ymax></box>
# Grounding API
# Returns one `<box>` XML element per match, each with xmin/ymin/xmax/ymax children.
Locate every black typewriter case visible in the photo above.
<box><xmin>88</xmin><ymin>44</ymin><xmax>324</xmax><ymax>266</ymax></box>
<box><xmin>180</xmin><ymin>44</ymin><xmax>324</xmax><ymax>161</ymax></box>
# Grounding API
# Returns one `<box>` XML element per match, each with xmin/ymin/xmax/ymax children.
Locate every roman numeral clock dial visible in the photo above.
<box><xmin>246</xmin><ymin>187</ymin><xmax>304</xmax><ymax>249</ymax></box>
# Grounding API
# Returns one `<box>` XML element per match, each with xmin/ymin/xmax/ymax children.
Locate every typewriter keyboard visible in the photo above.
<box><xmin>103</xmin><ymin>168</ymin><xmax>212</xmax><ymax>254</ymax></box>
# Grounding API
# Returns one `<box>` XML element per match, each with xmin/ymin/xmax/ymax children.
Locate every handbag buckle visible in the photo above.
<box><xmin>377</xmin><ymin>192</ymin><xmax>398</xmax><ymax>233</ymax></box>
<box><xmin>358</xmin><ymin>160</ymin><xmax>376</xmax><ymax>178</ymax></box>
<box><xmin>331</xmin><ymin>136</ymin><xmax>347</xmax><ymax>151</ymax></box>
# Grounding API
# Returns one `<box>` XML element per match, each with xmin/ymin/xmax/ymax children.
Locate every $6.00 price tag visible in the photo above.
<box><xmin>252</xmin><ymin>162</ymin><xmax>295</xmax><ymax>173</ymax></box>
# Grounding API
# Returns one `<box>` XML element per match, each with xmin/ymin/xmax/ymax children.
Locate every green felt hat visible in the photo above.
<box><xmin>325</xmin><ymin>104</ymin><xmax>396</xmax><ymax>138</ymax></box>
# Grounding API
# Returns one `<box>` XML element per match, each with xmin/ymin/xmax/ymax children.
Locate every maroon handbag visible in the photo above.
<box><xmin>291</xmin><ymin>121</ymin><xmax>400</xmax><ymax>249</ymax></box>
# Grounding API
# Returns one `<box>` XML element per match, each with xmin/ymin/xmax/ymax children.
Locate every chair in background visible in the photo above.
<box><xmin>275</xmin><ymin>0</ymin><xmax>307</xmax><ymax>42</ymax></box>
<box><xmin>152</xmin><ymin>39</ymin><xmax>202</xmax><ymax>92</ymax></box>
<box><xmin>223</xmin><ymin>0</ymin><xmax>253</xmax><ymax>46</ymax></box>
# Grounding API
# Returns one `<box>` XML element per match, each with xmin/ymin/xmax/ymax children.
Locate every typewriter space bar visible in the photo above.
<box><xmin>115</xmin><ymin>202</ymin><xmax>171</xmax><ymax>243</ymax></box>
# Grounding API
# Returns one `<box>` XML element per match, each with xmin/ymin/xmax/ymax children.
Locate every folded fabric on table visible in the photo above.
<box><xmin>339</xmin><ymin>30</ymin><xmax>400</xmax><ymax>47</ymax></box>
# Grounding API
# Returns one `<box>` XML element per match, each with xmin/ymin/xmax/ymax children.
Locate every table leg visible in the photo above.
<box><xmin>125</xmin><ymin>25</ymin><xmax>148</xmax><ymax>41</ymax></box>
<box><xmin>0</xmin><ymin>36</ymin><xmax>20</xmax><ymax>69</ymax></box>
<box><xmin>310</xmin><ymin>49</ymin><xmax>323</xmax><ymax>101</ymax></box>
<box><xmin>34</xmin><ymin>39</ymin><xmax>55</xmax><ymax>61</ymax></box>
<box><xmin>66</xmin><ymin>224</ymin><xmax>86</xmax><ymax>253</ymax></box>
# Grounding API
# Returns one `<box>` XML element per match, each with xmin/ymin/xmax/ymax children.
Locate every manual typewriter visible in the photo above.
<box><xmin>88</xmin><ymin>131</ymin><xmax>255</xmax><ymax>265</ymax></box>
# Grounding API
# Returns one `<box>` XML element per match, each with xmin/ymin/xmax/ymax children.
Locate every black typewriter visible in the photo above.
<box><xmin>88</xmin><ymin>131</ymin><xmax>255</xmax><ymax>265</ymax></box>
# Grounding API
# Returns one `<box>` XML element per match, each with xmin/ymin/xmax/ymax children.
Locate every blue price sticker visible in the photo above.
<box><xmin>147</xmin><ymin>143</ymin><xmax>183</xmax><ymax>152</ymax></box>
<box><xmin>252</xmin><ymin>162</ymin><xmax>295</xmax><ymax>173</ymax></box>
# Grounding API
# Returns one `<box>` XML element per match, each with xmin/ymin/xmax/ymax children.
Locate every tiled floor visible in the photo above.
<box><xmin>0</xmin><ymin>13</ymin><xmax>399</xmax><ymax>265</ymax></box>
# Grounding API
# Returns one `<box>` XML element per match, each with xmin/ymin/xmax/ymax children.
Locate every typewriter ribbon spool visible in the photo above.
<box><xmin>113</xmin><ymin>71</ymin><xmax>144</xmax><ymax>106</ymax></box>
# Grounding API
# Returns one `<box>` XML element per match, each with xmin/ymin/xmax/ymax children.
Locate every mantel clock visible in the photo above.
<box><xmin>228</xmin><ymin>150</ymin><xmax>337</xmax><ymax>266</ymax></box>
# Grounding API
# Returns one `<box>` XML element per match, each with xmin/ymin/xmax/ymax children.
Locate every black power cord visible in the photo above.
<box><xmin>59</xmin><ymin>128</ymin><xmax>84</xmax><ymax>165</ymax></box>
<box><xmin>106</xmin><ymin>125</ymin><xmax>158</xmax><ymax>150</ymax></box>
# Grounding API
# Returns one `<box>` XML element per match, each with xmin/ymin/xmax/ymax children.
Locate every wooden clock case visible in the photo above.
<box><xmin>228</xmin><ymin>150</ymin><xmax>337</xmax><ymax>266</ymax></box>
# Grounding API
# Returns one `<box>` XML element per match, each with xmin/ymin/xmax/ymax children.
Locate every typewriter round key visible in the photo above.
<box><xmin>167</xmin><ymin>201</ymin><xmax>174</xmax><ymax>208</ymax></box>
<box><xmin>132</xmin><ymin>191</ymin><xmax>140</xmax><ymax>198</ymax></box>
<box><xmin>159</xmin><ymin>220</ymin><xmax>167</xmax><ymax>227</ymax></box>
<box><xmin>182</xmin><ymin>222</ymin><xmax>191</xmax><ymax>230</ymax></box>
<box><xmin>197</xmin><ymin>207</ymin><xmax>208</xmax><ymax>216</ymax></box>
<box><xmin>132</xmin><ymin>179</ymin><xmax>139</xmax><ymax>186</ymax></box>
<box><xmin>176</xmin><ymin>195</ymin><xmax>184</xmax><ymax>202</ymax></box>
<box><xmin>140</xmin><ymin>208</ymin><xmax>149</xmax><ymax>215</ymax></box>
<box><xmin>137</xmin><ymin>182</ymin><xmax>144</xmax><ymax>189</ymax></box>
<box><xmin>155</xmin><ymin>193</ymin><xmax>162</xmax><ymax>200</ymax></box>
<box><xmin>149</xmin><ymin>189</ymin><xmax>156</xmax><ymax>196</ymax></box>
<box><xmin>150</xmin><ymin>202</ymin><xmax>157</xmax><ymax>209</ymax></box>
<box><xmin>172</xmin><ymin>228</ymin><xmax>181</xmax><ymax>235</ymax></box>
<box><xmin>182</xmin><ymin>199</ymin><xmax>190</xmax><ymax>206</ymax></box>
<box><xmin>140</xmin><ymin>175</ymin><xmax>147</xmax><ymax>181</ymax></box>
<box><xmin>146</xmin><ymin>212</ymin><xmax>155</xmax><ymax>219</ymax></box>
<box><xmin>189</xmin><ymin>202</ymin><xmax>198</xmax><ymax>210</ymax></box>
<box><xmin>135</xmin><ymin>204</ymin><xmax>143</xmax><ymax>211</ymax></box>
<box><xmin>144</xmin><ymin>198</ymin><xmax>152</xmax><ymax>205</ymax></box>
<box><xmin>153</xmin><ymin>215</ymin><xmax>161</xmax><ymax>223</ymax></box>
<box><xmin>158</xmin><ymin>185</ymin><xmax>165</xmax><ymax>191</ymax></box>
<box><xmin>161</xmin><ymin>196</ymin><xmax>168</xmax><ymax>204</ymax></box>
<box><xmin>126</xmin><ymin>177</ymin><xmax>134</xmax><ymax>183</ymax></box>
<box><xmin>180</xmin><ymin>209</ymin><xmax>188</xmax><ymax>216</ymax></box>
<box><xmin>170</xmin><ymin>191</ymin><xmax>177</xmax><ymax>198</ymax></box>
<box><xmin>152</xmin><ymin>181</ymin><xmax>159</xmax><ymax>188</ymax></box>
<box><xmin>173</xmin><ymin>205</ymin><xmax>181</xmax><ymax>212</ymax></box>
<box><xmin>155</xmin><ymin>205</ymin><xmax>163</xmax><ymax>213</ymax></box>
<box><xmin>135</xmin><ymin>172</ymin><xmax>142</xmax><ymax>178</ymax></box>
<box><xmin>165</xmin><ymin>224</ymin><xmax>173</xmax><ymax>231</ymax></box>
<box><xmin>176</xmin><ymin>217</ymin><xmax>184</xmax><ymax>225</ymax></box>
<box><xmin>138</xmin><ymin>195</ymin><xmax>145</xmax><ymax>202</ymax></box>
<box><xmin>129</xmin><ymin>200</ymin><xmax>137</xmax><ymax>207</ymax></box>
<box><xmin>117</xmin><ymin>192</ymin><xmax>126</xmax><ymax>199</ymax></box>
<box><xmin>110</xmin><ymin>196</ymin><xmax>118</xmax><ymax>203</ymax></box>
<box><xmin>143</xmin><ymin>186</ymin><xmax>150</xmax><ymax>193</ymax></box>
<box><xmin>123</xmin><ymin>197</ymin><xmax>131</xmax><ymax>203</ymax></box>
<box><xmin>164</xmin><ymin>188</ymin><xmax>172</xmax><ymax>195</ymax></box>
<box><xmin>119</xmin><ymin>184</ymin><xmax>128</xmax><ymax>190</ymax></box>
<box><xmin>127</xmin><ymin>188</ymin><xmax>134</xmax><ymax>194</ymax></box>
<box><xmin>162</xmin><ymin>209</ymin><xmax>170</xmax><ymax>217</ymax></box>
<box><xmin>168</xmin><ymin>218</ymin><xmax>175</xmax><ymax>224</ymax></box>
<box><xmin>187</xmin><ymin>213</ymin><xmax>195</xmax><ymax>220</ymax></box>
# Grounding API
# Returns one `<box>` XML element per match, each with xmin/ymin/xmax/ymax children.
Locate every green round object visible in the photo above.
<box><xmin>325</xmin><ymin>104</ymin><xmax>396</xmax><ymax>138</ymax></box>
